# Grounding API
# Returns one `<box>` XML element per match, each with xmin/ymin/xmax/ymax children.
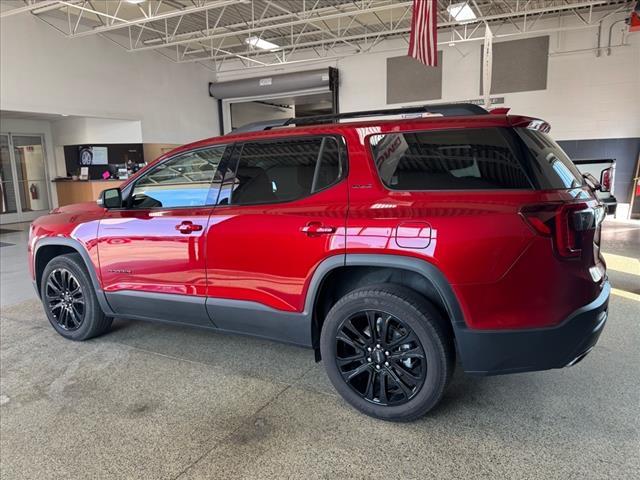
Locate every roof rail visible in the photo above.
<box><xmin>230</xmin><ymin>119</ymin><xmax>291</xmax><ymax>134</ymax></box>
<box><xmin>290</xmin><ymin>103</ymin><xmax>488</xmax><ymax>126</ymax></box>
<box><xmin>229</xmin><ymin>102</ymin><xmax>487</xmax><ymax>134</ymax></box>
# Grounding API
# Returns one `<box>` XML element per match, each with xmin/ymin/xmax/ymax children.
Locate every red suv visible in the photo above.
<box><xmin>29</xmin><ymin>104</ymin><xmax>609</xmax><ymax>421</ymax></box>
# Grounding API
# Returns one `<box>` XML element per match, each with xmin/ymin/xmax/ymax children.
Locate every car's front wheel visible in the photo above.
<box><xmin>320</xmin><ymin>284</ymin><xmax>454</xmax><ymax>421</ymax></box>
<box><xmin>40</xmin><ymin>253</ymin><xmax>112</xmax><ymax>341</ymax></box>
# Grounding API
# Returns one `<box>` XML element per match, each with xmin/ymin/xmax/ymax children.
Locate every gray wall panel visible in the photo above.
<box><xmin>387</xmin><ymin>52</ymin><xmax>443</xmax><ymax>104</ymax></box>
<box><xmin>481</xmin><ymin>36</ymin><xmax>549</xmax><ymax>94</ymax></box>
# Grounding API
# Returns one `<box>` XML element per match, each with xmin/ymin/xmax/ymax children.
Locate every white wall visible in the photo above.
<box><xmin>215</xmin><ymin>15</ymin><xmax>640</xmax><ymax>141</ymax></box>
<box><xmin>340</xmin><ymin>21</ymin><xmax>640</xmax><ymax>141</ymax></box>
<box><xmin>0</xmin><ymin>13</ymin><xmax>219</xmax><ymax>144</ymax></box>
<box><xmin>51</xmin><ymin>118</ymin><xmax>142</xmax><ymax>146</ymax></box>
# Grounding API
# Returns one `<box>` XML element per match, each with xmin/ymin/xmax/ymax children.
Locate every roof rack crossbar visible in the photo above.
<box><xmin>230</xmin><ymin>103</ymin><xmax>487</xmax><ymax>134</ymax></box>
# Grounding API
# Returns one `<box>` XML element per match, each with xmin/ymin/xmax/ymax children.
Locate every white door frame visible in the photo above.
<box><xmin>221</xmin><ymin>87</ymin><xmax>331</xmax><ymax>134</ymax></box>
<box><xmin>0</xmin><ymin>132</ymin><xmax>52</xmax><ymax>225</ymax></box>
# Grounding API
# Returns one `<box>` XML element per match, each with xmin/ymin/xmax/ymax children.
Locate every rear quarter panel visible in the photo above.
<box><xmin>344</xmin><ymin>123</ymin><xmax>601</xmax><ymax>330</ymax></box>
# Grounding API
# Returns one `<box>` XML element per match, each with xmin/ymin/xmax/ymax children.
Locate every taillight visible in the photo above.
<box><xmin>600</xmin><ymin>168</ymin><xmax>612</xmax><ymax>192</ymax></box>
<box><xmin>520</xmin><ymin>203</ymin><xmax>605</xmax><ymax>259</ymax></box>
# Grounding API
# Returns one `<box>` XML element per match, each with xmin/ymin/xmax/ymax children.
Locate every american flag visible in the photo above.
<box><xmin>407</xmin><ymin>0</ymin><xmax>438</xmax><ymax>66</ymax></box>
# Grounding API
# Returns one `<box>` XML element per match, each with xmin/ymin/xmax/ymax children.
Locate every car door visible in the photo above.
<box><xmin>205</xmin><ymin>135</ymin><xmax>348</xmax><ymax>344</ymax></box>
<box><xmin>97</xmin><ymin>144</ymin><xmax>227</xmax><ymax>327</ymax></box>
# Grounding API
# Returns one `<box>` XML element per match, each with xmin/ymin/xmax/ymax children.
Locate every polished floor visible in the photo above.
<box><xmin>1</xmin><ymin>220</ymin><xmax>638</xmax><ymax>479</ymax></box>
<box><xmin>0</xmin><ymin>222</ymin><xmax>34</xmax><ymax>307</ymax></box>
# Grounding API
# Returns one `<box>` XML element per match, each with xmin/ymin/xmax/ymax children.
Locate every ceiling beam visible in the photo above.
<box><xmin>175</xmin><ymin>1</ymin><xmax>624</xmax><ymax>66</ymax></box>
<box><xmin>62</xmin><ymin>0</ymin><xmax>246</xmax><ymax>38</ymax></box>
<box><xmin>131</xmin><ymin>0</ymin><xmax>614</xmax><ymax>54</ymax></box>
<box><xmin>130</xmin><ymin>1</ymin><xmax>415</xmax><ymax>52</ymax></box>
<box><xmin>206</xmin><ymin>23</ymin><xmax>607</xmax><ymax>75</ymax></box>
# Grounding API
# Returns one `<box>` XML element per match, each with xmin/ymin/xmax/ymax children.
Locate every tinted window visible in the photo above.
<box><xmin>516</xmin><ymin>128</ymin><xmax>584</xmax><ymax>189</ymax></box>
<box><xmin>219</xmin><ymin>137</ymin><xmax>343</xmax><ymax>206</ymax></box>
<box><xmin>131</xmin><ymin>146</ymin><xmax>225</xmax><ymax>208</ymax></box>
<box><xmin>370</xmin><ymin>128</ymin><xmax>533</xmax><ymax>190</ymax></box>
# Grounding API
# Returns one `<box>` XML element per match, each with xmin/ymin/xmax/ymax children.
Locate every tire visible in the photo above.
<box><xmin>40</xmin><ymin>253</ymin><xmax>112</xmax><ymax>341</ymax></box>
<box><xmin>320</xmin><ymin>283</ymin><xmax>454</xmax><ymax>421</ymax></box>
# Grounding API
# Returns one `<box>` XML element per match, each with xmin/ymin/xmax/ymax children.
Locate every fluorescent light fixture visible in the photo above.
<box><xmin>245</xmin><ymin>36</ymin><xmax>280</xmax><ymax>51</ymax></box>
<box><xmin>126</xmin><ymin>0</ymin><xmax>146</xmax><ymax>4</ymax></box>
<box><xmin>447</xmin><ymin>2</ymin><xmax>477</xmax><ymax>23</ymax></box>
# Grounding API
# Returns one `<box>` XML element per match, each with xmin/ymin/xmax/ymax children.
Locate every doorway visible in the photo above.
<box><xmin>212</xmin><ymin>67</ymin><xmax>339</xmax><ymax>134</ymax></box>
<box><xmin>229</xmin><ymin>91</ymin><xmax>334</xmax><ymax>132</ymax></box>
<box><xmin>0</xmin><ymin>133</ymin><xmax>51</xmax><ymax>224</ymax></box>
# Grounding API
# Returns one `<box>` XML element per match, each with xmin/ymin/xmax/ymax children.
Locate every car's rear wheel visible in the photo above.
<box><xmin>41</xmin><ymin>253</ymin><xmax>112</xmax><ymax>341</ymax></box>
<box><xmin>320</xmin><ymin>284</ymin><xmax>454</xmax><ymax>421</ymax></box>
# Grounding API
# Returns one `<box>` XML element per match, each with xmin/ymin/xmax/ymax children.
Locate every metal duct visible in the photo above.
<box><xmin>209</xmin><ymin>68</ymin><xmax>331</xmax><ymax>99</ymax></box>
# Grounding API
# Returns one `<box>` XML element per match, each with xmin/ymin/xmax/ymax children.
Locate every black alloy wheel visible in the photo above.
<box><xmin>40</xmin><ymin>253</ymin><xmax>113</xmax><ymax>341</ymax></box>
<box><xmin>336</xmin><ymin>310</ymin><xmax>427</xmax><ymax>406</ymax></box>
<box><xmin>321</xmin><ymin>284</ymin><xmax>455</xmax><ymax>421</ymax></box>
<box><xmin>44</xmin><ymin>268</ymin><xmax>85</xmax><ymax>331</ymax></box>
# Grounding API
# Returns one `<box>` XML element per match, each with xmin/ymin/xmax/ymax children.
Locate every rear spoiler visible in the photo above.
<box><xmin>508</xmin><ymin>115</ymin><xmax>551</xmax><ymax>133</ymax></box>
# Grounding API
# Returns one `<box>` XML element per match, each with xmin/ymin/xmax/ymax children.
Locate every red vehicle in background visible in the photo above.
<box><xmin>29</xmin><ymin>104</ymin><xmax>609</xmax><ymax>421</ymax></box>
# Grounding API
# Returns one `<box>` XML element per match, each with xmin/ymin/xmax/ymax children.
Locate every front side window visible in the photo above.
<box><xmin>369</xmin><ymin>128</ymin><xmax>533</xmax><ymax>190</ymax></box>
<box><xmin>130</xmin><ymin>146</ymin><xmax>225</xmax><ymax>209</ymax></box>
<box><xmin>218</xmin><ymin>136</ymin><xmax>344</xmax><ymax>206</ymax></box>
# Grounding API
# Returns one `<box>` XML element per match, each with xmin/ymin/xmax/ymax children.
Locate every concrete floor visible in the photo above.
<box><xmin>1</xmin><ymin>221</ymin><xmax>638</xmax><ymax>479</ymax></box>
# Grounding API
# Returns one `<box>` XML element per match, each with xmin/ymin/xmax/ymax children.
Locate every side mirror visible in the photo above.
<box><xmin>583</xmin><ymin>173</ymin><xmax>602</xmax><ymax>191</ymax></box>
<box><xmin>97</xmin><ymin>188</ymin><xmax>122</xmax><ymax>209</ymax></box>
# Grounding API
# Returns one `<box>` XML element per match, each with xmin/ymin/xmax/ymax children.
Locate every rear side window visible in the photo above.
<box><xmin>369</xmin><ymin>128</ymin><xmax>533</xmax><ymax>190</ymax></box>
<box><xmin>219</xmin><ymin>136</ymin><xmax>344</xmax><ymax>206</ymax></box>
<box><xmin>516</xmin><ymin>129</ymin><xmax>584</xmax><ymax>189</ymax></box>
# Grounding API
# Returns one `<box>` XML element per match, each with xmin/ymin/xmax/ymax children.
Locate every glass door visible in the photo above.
<box><xmin>0</xmin><ymin>134</ymin><xmax>51</xmax><ymax>224</ymax></box>
<box><xmin>0</xmin><ymin>134</ymin><xmax>19</xmax><ymax>219</ymax></box>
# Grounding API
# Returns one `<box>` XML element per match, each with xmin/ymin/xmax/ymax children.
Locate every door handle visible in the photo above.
<box><xmin>176</xmin><ymin>221</ymin><xmax>203</xmax><ymax>234</ymax></box>
<box><xmin>300</xmin><ymin>222</ymin><xmax>336</xmax><ymax>236</ymax></box>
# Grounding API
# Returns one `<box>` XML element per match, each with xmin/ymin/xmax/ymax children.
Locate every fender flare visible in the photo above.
<box><xmin>33</xmin><ymin>237</ymin><xmax>114</xmax><ymax>315</ymax></box>
<box><xmin>304</xmin><ymin>253</ymin><xmax>466</xmax><ymax>329</ymax></box>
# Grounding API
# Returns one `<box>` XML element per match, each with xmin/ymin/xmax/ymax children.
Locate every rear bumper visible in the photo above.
<box><xmin>456</xmin><ymin>281</ymin><xmax>610</xmax><ymax>375</ymax></box>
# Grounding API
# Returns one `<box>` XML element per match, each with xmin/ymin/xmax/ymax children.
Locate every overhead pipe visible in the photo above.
<box><xmin>607</xmin><ymin>19</ymin><xmax>627</xmax><ymax>55</ymax></box>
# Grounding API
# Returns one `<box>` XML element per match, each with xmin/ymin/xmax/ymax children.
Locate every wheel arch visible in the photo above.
<box><xmin>34</xmin><ymin>238</ymin><xmax>113</xmax><ymax>315</ymax></box>
<box><xmin>308</xmin><ymin>254</ymin><xmax>465</xmax><ymax>357</ymax></box>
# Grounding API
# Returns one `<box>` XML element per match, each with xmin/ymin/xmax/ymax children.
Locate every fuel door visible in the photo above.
<box><xmin>394</xmin><ymin>222</ymin><xmax>432</xmax><ymax>249</ymax></box>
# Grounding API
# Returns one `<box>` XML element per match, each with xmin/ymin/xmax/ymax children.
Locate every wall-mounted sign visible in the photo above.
<box><xmin>457</xmin><ymin>97</ymin><xmax>505</xmax><ymax>106</ymax></box>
